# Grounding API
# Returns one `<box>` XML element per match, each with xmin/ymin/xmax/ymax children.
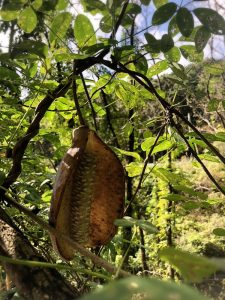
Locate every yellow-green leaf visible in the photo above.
<box><xmin>49</xmin><ymin>12</ymin><xmax>72</xmax><ymax>43</ymax></box>
<box><xmin>74</xmin><ymin>14</ymin><xmax>97</xmax><ymax>49</ymax></box>
<box><xmin>18</xmin><ymin>7</ymin><xmax>37</xmax><ymax>33</ymax></box>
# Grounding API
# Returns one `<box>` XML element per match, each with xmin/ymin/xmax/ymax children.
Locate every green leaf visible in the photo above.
<box><xmin>49</xmin><ymin>12</ymin><xmax>72</xmax><ymax>43</ymax></box>
<box><xmin>0</xmin><ymin>67</ymin><xmax>20</xmax><ymax>80</ymax></box>
<box><xmin>147</xmin><ymin>60</ymin><xmax>169</xmax><ymax>77</ymax></box>
<box><xmin>153</xmin><ymin>168</ymin><xmax>185</xmax><ymax>185</ymax></box>
<box><xmin>122</xmin><ymin>122</ymin><xmax>133</xmax><ymax>137</ymax></box>
<box><xmin>213</xmin><ymin>228</ymin><xmax>225</xmax><ymax>236</ymax></box>
<box><xmin>144</xmin><ymin>33</ymin><xmax>161</xmax><ymax>53</ymax></box>
<box><xmin>100</xmin><ymin>15</ymin><xmax>113</xmax><ymax>33</ymax></box>
<box><xmin>198</xmin><ymin>153</ymin><xmax>220</xmax><ymax>163</ymax></box>
<box><xmin>173</xmin><ymin>184</ymin><xmax>207</xmax><ymax>200</ymax></box>
<box><xmin>31</xmin><ymin>0</ymin><xmax>43</xmax><ymax>10</ymax></box>
<box><xmin>115</xmin><ymin>217</ymin><xmax>158</xmax><ymax>233</ymax></box>
<box><xmin>0</xmin><ymin>3</ymin><xmax>23</xmax><ymax>21</ymax></box>
<box><xmin>141</xmin><ymin>136</ymin><xmax>158</xmax><ymax>151</ymax></box>
<box><xmin>74</xmin><ymin>14</ymin><xmax>97</xmax><ymax>48</ymax></box>
<box><xmin>136</xmin><ymin>219</ymin><xmax>158</xmax><ymax>233</ymax></box>
<box><xmin>160</xmin><ymin>34</ymin><xmax>174</xmax><ymax>52</ymax></box>
<box><xmin>176</xmin><ymin>7</ymin><xmax>194</xmax><ymax>37</ymax></box>
<box><xmin>180</xmin><ymin>45</ymin><xmax>203</xmax><ymax>63</ymax></box>
<box><xmin>194</xmin><ymin>8</ymin><xmax>225</xmax><ymax>35</ymax></box>
<box><xmin>195</xmin><ymin>26</ymin><xmax>211</xmax><ymax>52</ymax></box>
<box><xmin>135</xmin><ymin>55</ymin><xmax>148</xmax><ymax>75</ymax></box>
<box><xmin>164</xmin><ymin>47</ymin><xmax>181</xmax><ymax>62</ymax></box>
<box><xmin>170</xmin><ymin>62</ymin><xmax>187</xmax><ymax>80</ymax></box>
<box><xmin>126</xmin><ymin>162</ymin><xmax>143</xmax><ymax>177</ymax></box>
<box><xmin>56</xmin><ymin>0</ymin><xmax>68</xmax><ymax>10</ymax></box>
<box><xmin>92</xmin><ymin>103</ymin><xmax>106</xmax><ymax>117</ymax></box>
<box><xmin>152</xmin><ymin>140</ymin><xmax>173</xmax><ymax>154</ymax></box>
<box><xmin>41</xmin><ymin>190</ymin><xmax>52</xmax><ymax>203</ymax></box>
<box><xmin>80</xmin><ymin>0</ymin><xmax>107</xmax><ymax>15</ymax></box>
<box><xmin>160</xmin><ymin>247</ymin><xmax>217</xmax><ymax>283</ymax></box>
<box><xmin>12</xmin><ymin>40</ymin><xmax>48</xmax><ymax>59</ymax></box>
<box><xmin>82</xmin><ymin>43</ymin><xmax>109</xmax><ymax>55</ymax></box>
<box><xmin>113</xmin><ymin>45</ymin><xmax>135</xmax><ymax>61</ymax></box>
<box><xmin>152</xmin><ymin>2</ymin><xmax>177</xmax><ymax>25</ymax></box>
<box><xmin>126</xmin><ymin>3</ymin><xmax>141</xmax><ymax>15</ymax></box>
<box><xmin>18</xmin><ymin>7</ymin><xmax>37</xmax><ymax>33</ymax></box>
<box><xmin>115</xmin><ymin>81</ymin><xmax>137</xmax><ymax>109</ymax></box>
<box><xmin>114</xmin><ymin>148</ymin><xmax>141</xmax><ymax>161</ymax></box>
<box><xmin>27</xmin><ymin>62</ymin><xmax>38</xmax><ymax>78</ymax></box>
<box><xmin>54</xmin><ymin>52</ymin><xmax>90</xmax><ymax>62</ymax></box>
<box><xmin>153</xmin><ymin>0</ymin><xmax>168</xmax><ymax>8</ymax></box>
<box><xmin>168</xmin><ymin>17</ymin><xmax>180</xmax><ymax>36</ymax></box>
<box><xmin>80</xmin><ymin>275</ymin><xmax>209</xmax><ymax>300</ymax></box>
<box><xmin>114</xmin><ymin>216</ymin><xmax>135</xmax><ymax>227</ymax></box>
<box><xmin>165</xmin><ymin>194</ymin><xmax>188</xmax><ymax>202</ymax></box>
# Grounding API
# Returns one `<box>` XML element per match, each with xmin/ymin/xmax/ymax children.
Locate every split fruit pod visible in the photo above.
<box><xmin>49</xmin><ymin>126</ymin><xmax>125</xmax><ymax>260</ymax></box>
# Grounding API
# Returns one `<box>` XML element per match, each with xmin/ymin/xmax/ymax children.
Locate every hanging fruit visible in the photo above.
<box><xmin>49</xmin><ymin>126</ymin><xmax>125</xmax><ymax>260</ymax></box>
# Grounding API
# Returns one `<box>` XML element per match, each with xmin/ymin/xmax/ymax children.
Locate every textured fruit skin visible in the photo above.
<box><xmin>49</xmin><ymin>126</ymin><xmax>125</xmax><ymax>260</ymax></box>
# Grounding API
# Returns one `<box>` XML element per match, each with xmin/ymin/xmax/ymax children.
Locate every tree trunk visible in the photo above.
<box><xmin>0</xmin><ymin>208</ymin><xmax>78</xmax><ymax>300</ymax></box>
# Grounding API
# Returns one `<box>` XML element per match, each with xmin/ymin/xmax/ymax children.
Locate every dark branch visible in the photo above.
<box><xmin>171</xmin><ymin>119</ymin><xmax>225</xmax><ymax>196</ymax></box>
<box><xmin>80</xmin><ymin>72</ymin><xmax>98</xmax><ymax>131</ymax></box>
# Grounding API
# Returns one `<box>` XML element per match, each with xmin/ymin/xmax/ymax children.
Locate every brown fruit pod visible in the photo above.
<box><xmin>49</xmin><ymin>126</ymin><xmax>125</xmax><ymax>260</ymax></box>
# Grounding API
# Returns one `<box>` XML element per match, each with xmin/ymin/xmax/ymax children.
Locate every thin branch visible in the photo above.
<box><xmin>171</xmin><ymin>119</ymin><xmax>225</xmax><ymax>196</ymax></box>
<box><xmin>111</xmin><ymin>0</ymin><xmax>130</xmax><ymax>40</ymax></box>
<box><xmin>72</xmin><ymin>70</ymin><xmax>86</xmax><ymax>126</ymax></box>
<box><xmin>124</xmin><ymin>124</ymin><xmax>166</xmax><ymax>214</ymax></box>
<box><xmin>101</xmin><ymin>90</ymin><xmax>120</xmax><ymax>148</ymax></box>
<box><xmin>217</xmin><ymin>111</ymin><xmax>225</xmax><ymax>129</ymax></box>
<box><xmin>2</xmin><ymin>192</ymin><xmax>130</xmax><ymax>278</ymax></box>
<box><xmin>80</xmin><ymin>72</ymin><xmax>97</xmax><ymax>130</ymax></box>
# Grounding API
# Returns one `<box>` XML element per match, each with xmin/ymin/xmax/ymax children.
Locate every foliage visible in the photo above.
<box><xmin>0</xmin><ymin>0</ymin><xmax>225</xmax><ymax>299</ymax></box>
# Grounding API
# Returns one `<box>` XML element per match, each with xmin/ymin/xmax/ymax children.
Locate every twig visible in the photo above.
<box><xmin>72</xmin><ymin>65</ymin><xmax>86</xmax><ymax>126</ymax></box>
<box><xmin>124</xmin><ymin>124</ymin><xmax>166</xmax><ymax>214</ymax></box>
<box><xmin>101</xmin><ymin>90</ymin><xmax>120</xmax><ymax>148</ymax></box>
<box><xmin>111</xmin><ymin>0</ymin><xmax>130</xmax><ymax>40</ymax></box>
<box><xmin>80</xmin><ymin>72</ymin><xmax>97</xmax><ymax>130</ymax></box>
<box><xmin>2</xmin><ymin>193</ymin><xmax>130</xmax><ymax>278</ymax></box>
